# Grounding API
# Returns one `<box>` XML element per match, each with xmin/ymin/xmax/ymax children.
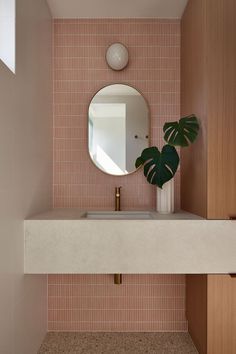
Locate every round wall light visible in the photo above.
<box><xmin>106</xmin><ymin>43</ymin><xmax>129</xmax><ymax>71</ymax></box>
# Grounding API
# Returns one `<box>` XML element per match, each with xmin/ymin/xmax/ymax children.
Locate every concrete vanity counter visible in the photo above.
<box><xmin>24</xmin><ymin>209</ymin><xmax>236</xmax><ymax>274</ymax></box>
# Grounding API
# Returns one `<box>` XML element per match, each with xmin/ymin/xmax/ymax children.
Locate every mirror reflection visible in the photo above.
<box><xmin>88</xmin><ymin>84</ymin><xmax>149</xmax><ymax>176</ymax></box>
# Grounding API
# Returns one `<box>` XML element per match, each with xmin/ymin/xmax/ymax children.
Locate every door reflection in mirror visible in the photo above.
<box><xmin>88</xmin><ymin>84</ymin><xmax>149</xmax><ymax>176</ymax></box>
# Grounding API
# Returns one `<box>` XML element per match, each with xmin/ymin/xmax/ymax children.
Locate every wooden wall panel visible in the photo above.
<box><xmin>181</xmin><ymin>0</ymin><xmax>236</xmax><ymax>219</ymax></box>
<box><xmin>183</xmin><ymin>1</ymin><xmax>236</xmax><ymax>353</ymax></box>
<box><xmin>207</xmin><ymin>0</ymin><xmax>236</xmax><ymax>219</ymax></box>
<box><xmin>186</xmin><ymin>275</ymin><xmax>208</xmax><ymax>354</ymax></box>
<box><xmin>207</xmin><ymin>275</ymin><xmax>236</xmax><ymax>354</ymax></box>
<box><xmin>180</xmin><ymin>0</ymin><xmax>207</xmax><ymax>218</ymax></box>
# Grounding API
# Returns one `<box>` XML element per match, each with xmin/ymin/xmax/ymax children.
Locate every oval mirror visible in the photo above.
<box><xmin>88</xmin><ymin>84</ymin><xmax>149</xmax><ymax>176</ymax></box>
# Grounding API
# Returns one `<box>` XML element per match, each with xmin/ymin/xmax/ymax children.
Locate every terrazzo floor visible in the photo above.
<box><xmin>38</xmin><ymin>332</ymin><xmax>198</xmax><ymax>354</ymax></box>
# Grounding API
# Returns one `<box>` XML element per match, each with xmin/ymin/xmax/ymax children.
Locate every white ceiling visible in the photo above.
<box><xmin>47</xmin><ymin>0</ymin><xmax>188</xmax><ymax>19</ymax></box>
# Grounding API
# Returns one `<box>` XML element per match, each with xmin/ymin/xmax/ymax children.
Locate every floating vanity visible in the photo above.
<box><xmin>24</xmin><ymin>209</ymin><xmax>236</xmax><ymax>274</ymax></box>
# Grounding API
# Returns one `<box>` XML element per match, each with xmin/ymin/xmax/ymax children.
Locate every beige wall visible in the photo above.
<box><xmin>0</xmin><ymin>1</ymin><xmax>52</xmax><ymax>353</ymax></box>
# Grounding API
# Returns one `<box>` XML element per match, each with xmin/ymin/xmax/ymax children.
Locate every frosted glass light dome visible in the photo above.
<box><xmin>106</xmin><ymin>43</ymin><xmax>129</xmax><ymax>71</ymax></box>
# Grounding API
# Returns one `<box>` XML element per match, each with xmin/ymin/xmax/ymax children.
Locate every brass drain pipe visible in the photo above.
<box><xmin>114</xmin><ymin>274</ymin><xmax>122</xmax><ymax>284</ymax></box>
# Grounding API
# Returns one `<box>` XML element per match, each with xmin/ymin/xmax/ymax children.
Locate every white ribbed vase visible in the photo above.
<box><xmin>156</xmin><ymin>179</ymin><xmax>174</xmax><ymax>214</ymax></box>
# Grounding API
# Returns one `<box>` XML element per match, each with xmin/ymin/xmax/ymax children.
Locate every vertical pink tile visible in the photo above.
<box><xmin>51</xmin><ymin>19</ymin><xmax>183</xmax><ymax>333</ymax></box>
<box><xmin>53</xmin><ymin>18</ymin><xmax>180</xmax><ymax>211</ymax></box>
<box><xmin>48</xmin><ymin>274</ymin><xmax>187</xmax><ymax>332</ymax></box>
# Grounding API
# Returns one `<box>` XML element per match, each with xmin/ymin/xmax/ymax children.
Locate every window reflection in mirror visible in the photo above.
<box><xmin>88</xmin><ymin>84</ymin><xmax>149</xmax><ymax>176</ymax></box>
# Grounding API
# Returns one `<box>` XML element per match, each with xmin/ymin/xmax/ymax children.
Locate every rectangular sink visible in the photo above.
<box><xmin>83</xmin><ymin>211</ymin><xmax>154</xmax><ymax>220</ymax></box>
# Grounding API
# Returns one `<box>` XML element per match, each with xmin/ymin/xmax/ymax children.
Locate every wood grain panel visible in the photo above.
<box><xmin>183</xmin><ymin>2</ymin><xmax>236</xmax><ymax>352</ymax></box>
<box><xmin>181</xmin><ymin>0</ymin><xmax>236</xmax><ymax>219</ymax></box>
<box><xmin>207</xmin><ymin>275</ymin><xmax>236</xmax><ymax>354</ymax></box>
<box><xmin>186</xmin><ymin>275</ymin><xmax>207</xmax><ymax>354</ymax></box>
<box><xmin>180</xmin><ymin>0</ymin><xmax>207</xmax><ymax>218</ymax></box>
<box><xmin>207</xmin><ymin>0</ymin><xmax>236</xmax><ymax>219</ymax></box>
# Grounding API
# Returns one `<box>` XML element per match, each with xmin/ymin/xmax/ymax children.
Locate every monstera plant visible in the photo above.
<box><xmin>135</xmin><ymin>114</ymin><xmax>199</xmax><ymax>188</ymax></box>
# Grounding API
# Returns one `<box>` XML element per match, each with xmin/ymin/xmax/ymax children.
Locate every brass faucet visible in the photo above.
<box><xmin>115</xmin><ymin>186</ymin><xmax>122</xmax><ymax>211</ymax></box>
<box><xmin>114</xmin><ymin>274</ymin><xmax>122</xmax><ymax>285</ymax></box>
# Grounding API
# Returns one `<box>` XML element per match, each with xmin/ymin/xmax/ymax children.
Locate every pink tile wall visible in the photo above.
<box><xmin>53</xmin><ymin>19</ymin><xmax>180</xmax><ymax>210</ymax></box>
<box><xmin>51</xmin><ymin>19</ymin><xmax>184</xmax><ymax>333</ymax></box>
<box><xmin>48</xmin><ymin>275</ymin><xmax>187</xmax><ymax>332</ymax></box>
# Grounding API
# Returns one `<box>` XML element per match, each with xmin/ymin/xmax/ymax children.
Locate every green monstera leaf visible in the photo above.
<box><xmin>135</xmin><ymin>145</ymin><xmax>179</xmax><ymax>188</ymax></box>
<box><xmin>163</xmin><ymin>114</ymin><xmax>199</xmax><ymax>147</ymax></box>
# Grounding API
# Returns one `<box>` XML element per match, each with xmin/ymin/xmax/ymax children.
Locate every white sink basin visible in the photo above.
<box><xmin>83</xmin><ymin>211</ymin><xmax>154</xmax><ymax>220</ymax></box>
